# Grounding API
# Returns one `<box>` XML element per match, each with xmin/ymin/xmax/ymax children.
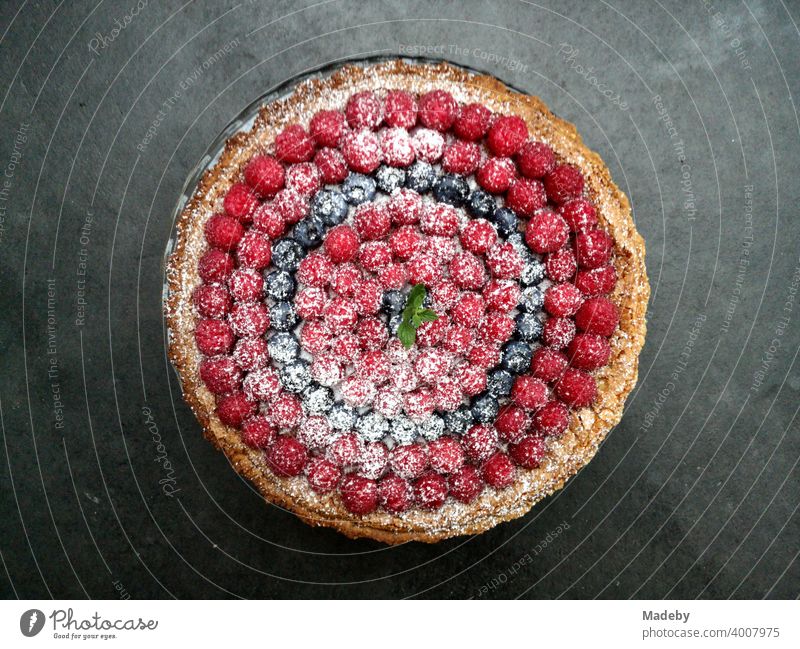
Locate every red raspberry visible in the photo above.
<box><xmin>390</xmin><ymin>365</ymin><xmax>419</xmax><ymax>395</ymax></box>
<box><xmin>285</xmin><ymin>162</ymin><xmax>321</xmax><ymax>196</ymax></box>
<box><xmin>544</xmin><ymin>283</ymin><xmax>584</xmax><ymax>317</ymax></box>
<box><xmin>452</xmin><ymin>364</ymin><xmax>487</xmax><ymax>397</ymax></box>
<box><xmin>442</xmin><ymin>140</ymin><xmax>481</xmax><ymax>175</ymax></box>
<box><xmin>390</xmin><ymin>443</ymin><xmax>428</xmax><ymax>479</ymax></box>
<box><xmin>575</xmin><ymin>265</ymin><xmax>617</xmax><ymax>296</ymax></box>
<box><xmin>383</xmin><ymin>90</ymin><xmax>418</xmax><ymax>128</ymax></box>
<box><xmin>453</xmin><ymin>102</ymin><xmax>492</xmax><ymax>141</ymax></box>
<box><xmin>342</xmin><ymin>129</ymin><xmax>382</xmax><ymax>174</ymax></box>
<box><xmin>274</xmin><ymin>188</ymin><xmax>309</xmax><ymax>224</ymax></box>
<box><xmin>311</xmin><ymin>356</ymin><xmax>344</xmax><ymax>386</ymax></box>
<box><xmin>323</xmin><ymin>224</ymin><xmax>360</xmax><ymax>264</ymax></box>
<box><xmin>381</xmin><ymin>127</ymin><xmax>416</xmax><ymax>167</ymax></box>
<box><xmin>198</xmin><ymin>249</ymin><xmax>235</xmax><ymax>284</ymax></box>
<box><xmin>418</xmin><ymin>90</ymin><xmax>457</xmax><ymax>131</ymax></box>
<box><xmin>345</xmin><ymin>90</ymin><xmax>382</xmax><ymax>130</ymax></box>
<box><xmin>420</xmin><ymin>203</ymin><xmax>459</xmax><ymax>237</ymax></box>
<box><xmin>463</xmin><ymin>424</ymin><xmax>498</xmax><ymax>463</ymax></box>
<box><xmin>200</xmin><ymin>357</ymin><xmax>242</xmax><ymax>395</ymax></box>
<box><xmin>306</xmin><ymin>457</ymin><xmax>341</xmax><ymax>494</ymax></box>
<box><xmin>531</xmin><ymin>347</ymin><xmax>569</xmax><ymax>383</ymax></box>
<box><xmin>414</xmin><ymin>348</ymin><xmax>450</xmax><ymax>384</ymax></box>
<box><xmin>313</xmin><ymin>147</ymin><xmax>348</xmax><ymax>184</ymax></box>
<box><xmin>476</xmin><ymin>156</ymin><xmax>517</xmax><ymax>194</ymax></box>
<box><xmin>301</xmin><ymin>320</ymin><xmax>333</xmax><ymax>354</ymax></box>
<box><xmin>448</xmin><ymin>465</ymin><xmax>484</xmax><ymax>503</ymax></box>
<box><xmin>356</xmin><ymin>317</ymin><xmax>388</xmax><ymax>351</ymax></box>
<box><xmin>294</xmin><ymin>287</ymin><xmax>326</xmax><ymax>319</ymax></box>
<box><xmin>357</xmin><ymin>349</ymin><xmax>390</xmax><ymax>383</ymax></box>
<box><xmin>517</xmin><ymin>140</ymin><xmax>556</xmax><ymax>179</ymax></box>
<box><xmin>358</xmin><ymin>241</ymin><xmax>392</xmax><ymax>273</ymax></box>
<box><xmin>236</xmin><ymin>231</ymin><xmax>272</xmax><ymax>270</ymax></box>
<box><xmin>414</xmin><ymin>472</ymin><xmax>448</xmax><ymax>509</ymax></box>
<box><xmin>411</xmin><ymin>128</ymin><xmax>445</xmax><ymax>162</ymax></box>
<box><xmin>340</xmin><ymin>376</ymin><xmax>377</xmax><ymax>407</ymax></box>
<box><xmin>532</xmin><ymin>400</ymin><xmax>570</xmax><ymax>436</ymax></box>
<box><xmin>267</xmin><ymin>436</ymin><xmax>308</xmax><ymax>478</ymax></box>
<box><xmin>353</xmin><ymin>279</ymin><xmax>383</xmax><ymax>314</ymax></box>
<box><xmin>251</xmin><ymin>203</ymin><xmax>286</xmax><ymax>239</ymax></box>
<box><xmin>487</xmin><ymin>115</ymin><xmax>528</xmax><ymax>156</ymax></box>
<box><xmin>205</xmin><ymin>213</ymin><xmax>244</xmax><ymax>251</ymax></box>
<box><xmin>378</xmin><ymin>263</ymin><xmax>407</xmax><ymax>289</ymax></box>
<box><xmin>483</xmin><ymin>280</ymin><xmax>520</xmax><ymax>312</ymax></box>
<box><xmin>460</xmin><ymin>219</ymin><xmax>497</xmax><ymax>255</ymax></box>
<box><xmin>427</xmin><ymin>236</ymin><xmax>458</xmax><ymax>263</ymax></box>
<box><xmin>353</xmin><ymin>203</ymin><xmax>391</xmax><ymax>240</ymax></box>
<box><xmin>575</xmin><ymin>229</ymin><xmax>613</xmax><ymax>269</ymax></box>
<box><xmin>575</xmin><ymin>297</ymin><xmax>619</xmax><ymax>337</ymax></box>
<box><xmin>268</xmin><ymin>392</ymin><xmax>303</xmax><ymax>430</ymax></box>
<box><xmin>432</xmin><ymin>377</ymin><xmax>463</xmax><ymax>411</ymax></box>
<box><xmin>374</xmin><ymin>388</ymin><xmax>404</xmax><ymax>418</ymax></box>
<box><xmin>407</xmin><ymin>253</ymin><xmax>441</xmax><ymax>286</ymax></box>
<box><xmin>451</xmin><ymin>292</ymin><xmax>485</xmax><ymax>327</ymax></box>
<box><xmin>468</xmin><ymin>343</ymin><xmax>501</xmax><ymax>369</ymax></box>
<box><xmin>193</xmin><ymin>285</ymin><xmax>231</xmax><ymax>318</ymax></box>
<box><xmin>449</xmin><ymin>252</ymin><xmax>487</xmax><ymax>290</ymax></box>
<box><xmin>416</xmin><ymin>316</ymin><xmax>449</xmax><ymax>348</ymax></box>
<box><xmin>559</xmin><ymin>198</ymin><xmax>597</xmax><ymax>232</ymax></box>
<box><xmin>327</xmin><ymin>432</ymin><xmax>363</xmax><ymax>467</ymax></box>
<box><xmin>274</xmin><ymin>124</ymin><xmax>315</xmax><ymax>164</ymax></box>
<box><xmin>228</xmin><ymin>268</ymin><xmax>263</xmax><ymax>302</ymax></box>
<box><xmin>323</xmin><ymin>298</ymin><xmax>358</xmax><ymax>334</ymax></box>
<box><xmin>546</xmin><ymin>246</ymin><xmax>577</xmax><ymax>282</ymax></box>
<box><xmin>331</xmin><ymin>263</ymin><xmax>361</xmax><ymax>298</ymax></box>
<box><xmin>244</xmin><ymin>155</ymin><xmax>285</xmax><ymax>197</ymax></box>
<box><xmin>442</xmin><ymin>323</ymin><xmax>473</xmax><ymax>354</ymax></box>
<box><xmin>428</xmin><ymin>436</ymin><xmax>465</xmax><ymax>474</ymax></box>
<box><xmin>233</xmin><ymin>337</ymin><xmax>269</xmax><ymax>372</ymax></box>
<box><xmin>387</xmin><ymin>189</ymin><xmax>422</xmax><ymax>225</ymax></box>
<box><xmin>229</xmin><ymin>302</ymin><xmax>269</xmax><ymax>337</ymax></box>
<box><xmin>525</xmin><ymin>209</ymin><xmax>569</xmax><ymax>253</ymax></box>
<box><xmin>509</xmin><ymin>435</ymin><xmax>547</xmax><ymax>469</ymax></box>
<box><xmin>241</xmin><ymin>416</ymin><xmax>276</xmax><ymax>449</ymax></box>
<box><xmin>480</xmin><ymin>312</ymin><xmax>515</xmax><ymax>343</ymax></box>
<box><xmin>216</xmin><ymin>392</ymin><xmax>257</xmax><ymax>428</ymax></box>
<box><xmin>339</xmin><ymin>475</ymin><xmax>378</xmax><ymax>514</ymax></box>
<box><xmin>404</xmin><ymin>389</ymin><xmax>435</xmax><ymax>422</ymax></box>
<box><xmin>543</xmin><ymin>316</ymin><xmax>576</xmax><ymax>349</ymax></box>
<box><xmin>506</xmin><ymin>178</ymin><xmax>547</xmax><ymax>218</ymax></box>
<box><xmin>242</xmin><ymin>367</ymin><xmax>282</xmax><ymax>402</ymax></box>
<box><xmin>544</xmin><ymin>164</ymin><xmax>585</xmax><ymax>203</ymax></box>
<box><xmin>378</xmin><ymin>473</ymin><xmax>412</xmax><ymax>512</ymax></box>
<box><xmin>359</xmin><ymin>442</ymin><xmax>389</xmax><ymax>480</ymax></box>
<box><xmin>195</xmin><ymin>319</ymin><xmax>234</xmax><ymax>355</ymax></box>
<box><xmin>486</xmin><ymin>243</ymin><xmax>524</xmax><ymax>280</ymax></box>
<box><xmin>431</xmin><ymin>279</ymin><xmax>460</xmax><ymax>311</ymax></box>
<box><xmin>223</xmin><ymin>183</ymin><xmax>259</xmax><ymax>223</ymax></box>
<box><xmin>555</xmin><ymin>368</ymin><xmax>596</xmax><ymax>407</ymax></box>
<box><xmin>483</xmin><ymin>452</ymin><xmax>516</xmax><ymax>489</ymax></box>
<box><xmin>512</xmin><ymin>375</ymin><xmax>549</xmax><ymax>411</ymax></box>
<box><xmin>568</xmin><ymin>333</ymin><xmax>612</xmax><ymax>370</ymax></box>
<box><xmin>309</xmin><ymin>109</ymin><xmax>345</xmax><ymax>147</ymax></box>
<box><xmin>297</xmin><ymin>253</ymin><xmax>333</xmax><ymax>287</ymax></box>
<box><xmin>494</xmin><ymin>405</ymin><xmax>530</xmax><ymax>443</ymax></box>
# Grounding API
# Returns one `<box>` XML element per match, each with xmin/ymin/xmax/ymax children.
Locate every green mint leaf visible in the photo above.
<box><xmin>407</xmin><ymin>283</ymin><xmax>427</xmax><ymax>312</ymax></box>
<box><xmin>397</xmin><ymin>322</ymin><xmax>416</xmax><ymax>348</ymax></box>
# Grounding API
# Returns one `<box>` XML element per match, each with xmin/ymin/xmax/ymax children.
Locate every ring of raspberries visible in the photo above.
<box><xmin>192</xmin><ymin>88</ymin><xmax>619</xmax><ymax>516</ymax></box>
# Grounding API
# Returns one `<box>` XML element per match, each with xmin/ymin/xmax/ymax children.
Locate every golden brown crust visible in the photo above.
<box><xmin>166</xmin><ymin>60</ymin><xmax>649</xmax><ymax>544</ymax></box>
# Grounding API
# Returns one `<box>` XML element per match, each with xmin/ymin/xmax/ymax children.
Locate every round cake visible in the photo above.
<box><xmin>166</xmin><ymin>60</ymin><xmax>648</xmax><ymax>543</ymax></box>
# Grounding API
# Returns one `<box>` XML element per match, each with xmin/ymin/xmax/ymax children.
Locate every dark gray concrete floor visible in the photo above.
<box><xmin>0</xmin><ymin>0</ymin><xmax>798</xmax><ymax>599</ymax></box>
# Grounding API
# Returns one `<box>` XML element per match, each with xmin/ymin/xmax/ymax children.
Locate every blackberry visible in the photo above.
<box><xmin>293</xmin><ymin>216</ymin><xmax>326</xmax><ymax>249</ymax></box>
<box><xmin>375</xmin><ymin>165</ymin><xmax>406</xmax><ymax>194</ymax></box>
<box><xmin>467</xmin><ymin>189</ymin><xmax>496</xmax><ymax>220</ymax></box>
<box><xmin>492</xmin><ymin>207</ymin><xmax>519</xmax><ymax>238</ymax></box>
<box><xmin>404</xmin><ymin>160</ymin><xmax>435</xmax><ymax>193</ymax></box>
<box><xmin>264</xmin><ymin>270</ymin><xmax>296</xmax><ymax>301</ymax></box>
<box><xmin>514</xmin><ymin>312</ymin><xmax>543</xmax><ymax>342</ymax></box>
<box><xmin>487</xmin><ymin>369</ymin><xmax>514</xmax><ymax>398</ymax></box>
<box><xmin>418</xmin><ymin>414</ymin><xmax>445</xmax><ymax>441</ymax></box>
<box><xmin>271</xmin><ymin>238</ymin><xmax>305</xmax><ymax>271</ymax></box>
<box><xmin>381</xmin><ymin>289</ymin><xmax>405</xmax><ymax>315</ymax></box>
<box><xmin>280</xmin><ymin>359</ymin><xmax>312</xmax><ymax>393</ymax></box>
<box><xmin>521</xmin><ymin>258</ymin><xmax>546</xmax><ymax>286</ymax></box>
<box><xmin>388</xmin><ymin>313</ymin><xmax>403</xmax><ymax>335</ymax></box>
<box><xmin>302</xmin><ymin>384</ymin><xmax>334</xmax><ymax>415</ymax></box>
<box><xmin>310</xmin><ymin>189</ymin><xmax>348</xmax><ymax>226</ymax></box>
<box><xmin>443</xmin><ymin>406</ymin><xmax>473</xmax><ymax>435</ymax></box>
<box><xmin>501</xmin><ymin>341</ymin><xmax>533</xmax><ymax>374</ymax></box>
<box><xmin>519</xmin><ymin>286</ymin><xmax>544</xmax><ymax>312</ymax></box>
<box><xmin>327</xmin><ymin>403</ymin><xmax>357</xmax><ymax>431</ymax></box>
<box><xmin>269</xmin><ymin>301</ymin><xmax>299</xmax><ymax>332</ymax></box>
<box><xmin>342</xmin><ymin>173</ymin><xmax>376</xmax><ymax>204</ymax></box>
<box><xmin>390</xmin><ymin>416</ymin><xmax>418</xmax><ymax>445</ymax></box>
<box><xmin>433</xmin><ymin>174</ymin><xmax>470</xmax><ymax>207</ymax></box>
<box><xmin>471</xmin><ymin>392</ymin><xmax>499</xmax><ymax>424</ymax></box>
<box><xmin>506</xmin><ymin>233</ymin><xmax>530</xmax><ymax>259</ymax></box>
<box><xmin>355</xmin><ymin>411</ymin><xmax>389</xmax><ymax>443</ymax></box>
<box><xmin>267</xmin><ymin>332</ymin><xmax>300</xmax><ymax>363</ymax></box>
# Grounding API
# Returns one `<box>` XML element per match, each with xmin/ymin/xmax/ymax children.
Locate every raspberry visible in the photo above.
<box><xmin>391</xmin><ymin>363</ymin><xmax>420</xmax><ymax>393</ymax></box>
<box><xmin>339</xmin><ymin>475</ymin><xmax>378</xmax><ymax>514</ymax></box>
<box><xmin>387</xmin><ymin>189</ymin><xmax>423</xmax><ymax>225</ymax></box>
<box><xmin>374</xmin><ymin>388</ymin><xmax>404</xmax><ymax>418</ymax></box>
<box><xmin>442</xmin><ymin>141</ymin><xmax>481</xmax><ymax>175</ymax></box>
<box><xmin>193</xmin><ymin>285</ymin><xmax>231</xmax><ymax>318</ymax></box>
<box><xmin>244</xmin><ymin>366</ymin><xmax>283</xmax><ymax>402</ymax></box>
<box><xmin>559</xmin><ymin>198</ymin><xmax>597</xmax><ymax>232</ymax></box>
<box><xmin>454</xmin><ymin>102</ymin><xmax>492</xmax><ymax>141</ymax></box>
<box><xmin>532</xmin><ymin>400</ymin><xmax>570</xmax><ymax>436</ymax></box>
<box><xmin>342</xmin><ymin>129</ymin><xmax>382</xmax><ymax>174</ymax></box>
<box><xmin>494</xmin><ymin>405</ymin><xmax>530</xmax><ymax>443</ymax></box>
<box><xmin>251</xmin><ymin>203</ymin><xmax>286</xmax><ymax>239</ymax></box>
<box><xmin>311</xmin><ymin>356</ymin><xmax>344</xmax><ymax>386</ymax></box>
<box><xmin>294</xmin><ymin>287</ymin><xmax>326</xmax><ymax>319</ymax></box>
<box><xmin>353</xmin><ymin>203</ymin><xmax>391</xmax><ymax>240</ymax></box>
<box><xmin>461</xmin><ymin>219</ymin><xmax>497</xmax><ymax>255</ymax></box>
<box><xmin>555</xmin><ymin>368</ymin><xmax>596</xmax><ymax>407</ymax></box>
<box><xmin>483</xmin><ymin>280</ymin><xmax>520</xmax><ymax>312</ymax></box>
<box><xmin>236</xmin><ymin>231</ymin><xmax>272</xmax><ymax>270</ymax></box>
<box><xmin>512</xmin><ymin>375</ymin><xmax>549</xmax><ymax>410</ymax></box>
<box><xmin>418</xmin><ymin>90</ymin><xmax>457</xmax><ymax>131</ymax></box>
<box><xmin>411</xmin><ymin>128</ymin><xmax>445</xmax><ymax>163</ymax></box>
<box><xmin>301</xmin><ymin>320</ymin><xmax>333</xmax><ymax>354</ymax></box>
<box><xmin>407</xmin><ymin>253</ymin><xmax>441</xmax><ymax>286</ymax></box>
<box><xmin>378</xmin><ymin>263</ymin><xmax>407</xmax><ymax>289</ymax></box>
<box><xmin>575</xmin><ymin>265</ymin><xmax>617</xmax><ymax>296</ymax></box>
<box><xmin>463</xmin><ymin>424</ymin><xmax>498</xmax><ymax>463</ymax></box>
<box><xmin>414</xmin><ymin>348</ymin><xmax>450</xmax><ymax>384</ymax></box>
<box><xmin>452</xmin><ymin>364</ymin><xmax>487</xmax><ymax>397</ymax></box>
<box><xmin>273</xmin><ymin>188</ymin><xmax>309</xmax><ymax>224</ymax></box>
<box><xmin>483</xmin><ymin>452</ymin><xmax>515</xmax><ymax>489</ymax></box>
<box><xmin>442</xmin><ymin>324</ymin><xmax>473</xmax><ymax>354</ymax></box>
<box><xmin>352</xmin><ymin>279</ymin><xmax>383</xmax><ymax>314</ymax></box>
<box><xmin>420</xmin><ymin>203</ymin><xmax>459</xmax><ymax>237</ymax></box>
<box><xmin>380</xmin><ymin>127</ymin><xmax>415</xmax><ymax>167</ymax></box>
<box><xmin>313</xmin><ymin>147</ymin><xmax>348</xmax><ymax>184</ymax></box>
<box><xmin>428</xmin><ymin>436</ymin><xmax>464</xmax><ymax>474</ymax></box>
<box><xmin>205</xmin><ymin>213</ymin><xmax>244</xmax><ymax>250</ymax></box>
<box><xmin>195</xmin><ymin>319</ymin><xmax>234</xmax><ymax>355</ymax></box>
<box><xmin>295</xmin><ymin>254</ymin><xmax>331</xmax><ymax>288</ymax></box>
<box><xmin>223</xmin><ymin>183</ymin><xmax>260</xmax><ymax>222</ymax></box>
<box><xmin>340</xmin><ymin>376</ymin><xmax>377</xmax><ymax>408</ymax></box>
<box><xmin>449</xmin><ymin>465</ymin><xmax>484</xmax><ymax>503</ymax></box>
<box><xmin>509</xmin><ymin>435</ymin><xmax>546</xmax><ymax>469</ymax></box>
<box><xmin>323</xmin><ymin>298</ymin><xmax>358</xmax><ymax>334</ymax></box>
<box><xmin>476</xmin><ymin>157</ymin><xmax>517</xmax><ymax>194</ymax></box>
<box><xmin>216</xmin><ymin>392</ymin><xmax>257</xmax><ymax>428</ymax></box>
<box><xmin>230</xmin><ymin>302</ymin><xmax>269</xmax><ymax>337</ymax></box>
<box><xmin>517</xmin><ymin>140</ymin><xmax>556</xmax><ymax>179</ymax></box>
<box><xmin>544</xmin><ymin>164</ymin><xmax>584</xmax><ymax>203</ymax></box>
<box><xmin>267</xmin><ymin>437</ymin><xmax>308</xmax><ymax>476</ymax></box>
<box><xmin>330</xmin><ymin>263</ymin><xmax>361</xmax><ymax>298</ymax></box>
<box><xmin>531</xmin><ymin>347</ymin><xmax>569</xmax><ymax>383</ymax></box>
<box><xmin>432</xmin><ymin>377</ymin><xmax>463</xmax><ymax>411</ymax></box>
<box><xmin>275</xmin><ymin>124</ymin><xmax>315</xmax><ymax>164</ymax></box>
<box><xmin>378</xmin><ymin>473</ymin><xmax>412</xmax><ymax>512</ymax></box>
<box><xmin>356</xmin><ymin>317</ymin><xmax>388</xmax><ymax>351</ymax></box>
<box><xmin>357</xmin><ymin>349</ymin><xmax>390</xmax><ymax>383</ymax></box>
<box><xmin>416</xmin><ymin>316</ymin><xmax>449</xmax><ymax>348</ymax></box>
<box><xmin>575</xmin><ymin>229</ymin><xmax>613</xmax><ymax>269</ymax></box>
<box><xmin>568</xmin><ymin>333</ymin><xmax>612</xmax><ymax>370</ymax></box>
<box><xmin>285</xmin><ymin>162</ymin><xmax>321</xmax><ymax>196</ymax></box>
<box><xmin>543</xmin><ymin>316</ymin><xmax>576</xmax><ymax>349</ymax></box>
<box><xmin>468</xmin><ymin>343</ymin><xmax>501</xmax><ymax>369</ymax></box>
<box><xmin>200</xmin><ymin>357</ymin><xmax>242</xmax><ymax>395</ymax></box>
<box><xmin>383</xmin><ymin>90</ymin><xmax>417</xmax><ymax>128</ymax></box>
<box><xmin>480</xmin><ymin>312</ymin><xmax>515</xmax><ymax>343</ymax></box>
<box><xmin>487</xmin><ymin>115</ymin><xmax>528</xmax><ymax>156</ymax></box>
<box><xmin>575</xmin><ymin>297</ymin><xmax>619</xmax><ymax>337</ymax></box>
<box><xmin>244</xmin><ymin>155</ymin><xmax>285</xmax><ymax>197</ymax></box>
<box><xmin>309</xmin><ymin>109</ymin><xmax>345</xmax><ymax>147</ymax></box>
<box><xmin>506</xmin><ymin>178</ymin><xmax>547</xmax><ymax>218</ymax></box>
<box><xmin>345</xmin><ymin>91</ymin><xmax>382</xmax><ymax>130</ymax></box>
<box><xmin>486</xmin><ymin>243</ymin><xmax>524</xmax><ymax>280</ymax></box>
<box><xmin>268</xmin><ymin>393</ymin><xmax>303</xmax><ymax>430</ymax></box>
<box><xmin>327</xmin><ymin>431</ymin><xmax>363</xmax><ymax>466</ymax></box>
<box><xmin>359</xmin><ymin>442</ymin><xmax>389</xmax><ymax>479</ymax></box>
<box><xmin>451</xmin><ymin>292</ymin><xmax>485</xmax><ymax>327</ymax></box>
<box><xmin>390</xmin><ymin>444</ymin><xmax>428</xmax><ymax>479</ymax></box>
<box><xmin>358</xmin><ymin>241</ymin><xmax>392</xmax><ymax>272</ymax></box>
<box><xmin>228</xmin><ymin>268</ymin><xmax>263</xmax><ymax>302</ymax></box>
<box><xmin>546</xmin><ymin>246</ymin><xmax>577</xmax><ymax>282</ymax></box>
<box><xmin>414</xmin><ymin>472</ymin><xmax>448</xmax><ymax>509</ymax></box>
<box><xmin>198</xmin><ymin>249</ymin><xmax>235</xmax><ymax>284</ymax></box>
<box><xmin>544</xmin><ymin>283</ymin><xmax>584</xmax><ymax>318</ymax></box>
<box><xmin>404</xmin><ymin>389</ymin><xmax>435</xmax><ymax>422</ymax></box>
<box><xmin>449</xmin><ymin>252</ymin><xmax>487</xmax><ymax>290</ymax></box>
<box><xmin>241</xmin><ymin>416</ymin><xmax>276</xmax><ymax>449</ymax></box>
<box><xmin>323</xmin><ymin>224</ymin><xmax>359</xmax><ymax>264</ymax></box>
<box><xmin>427</xmin><ymin>236</ymin><xmax>458</xmax><ymax>263</ymax></box>
<box><xmin>233</xmin><ymin>337</ymin><xmax>269</xmax><ymax>372</ymax></box>
<box><xmin>525</xmin><ymin>209</ymin><xmax>570</xmax><ymax>253</ymax></box>
<box><xmin>306</xmin><ymin>457</ymin><xmax>341</xmax><ymax>494</ymax></box>
<box><xmin>431</xmin><ymin>279</ymin><xmax>460</xmax><ymax>311</ymax></box>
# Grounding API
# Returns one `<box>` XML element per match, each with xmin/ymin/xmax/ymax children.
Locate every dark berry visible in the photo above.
<box><xmin>404</xmin><ymin>160</ymin><xmax>435</xmax><ymax>193</ymax></box>
<box><xmin>432</xmin><ymin>174</ymin><xmax>470</xmax><ymax>207</ymax></box>
<box><xmin>271</xmin><ymin>238</ymin><xmax>304</xmax><ymax>271</ymax></box>
<box><xmin>310</xmin><ymin>189</ymin><xmax>348</xmax><ymax>226</ymax></box>
<box><xmin>443</xmin><ymin>406</ymin><xmax>473</xmax><ymax>435</ymax></box>
<box><xmin>302</xmin><ymin>384</ymin><xmax>334</xmax><ymax>415</ymax></box>
<box><xmin>293</xmin><ymin>216</ymin><xmax>326</xmax><ymax>249</ymax></box>
<box><xmin>279</xmin><ymin>359</ymin><xmax>312</xmax><ymax>393</ymax></box>
<box><xmin>269</xmin><ymin>301</ymin><xmax>299</xmax><ymax>332</ymax></box>
<box><xmin>519</xmin><ymin>286</ymin><xmax>544</xmax><ymax>312</ymax></box>
<box><xmin>467</xmin><ymin>190</ymin><xmax>496</xmax><ymax>220</ymax></box>
<box><xmin>375</xmin><ymin>165</ymin><xmax>405</xmax><ymax>193</ymax></box>
<box><xmin>342</xmin><ymin>173</ymin><xmax>376</xmax><ymax>204</ymax></box>
<box><xmin>471</xmin><ymin>392</ymin><xmax>500</xmax><ymax>424</ymax></box>
<box><xmin>264</xmin><ymin>270</ymin><xmax>296</xmax><ymax>301</ymax></box>
<box><xmin>381</xmin><ymin>289</ymin><xmax>405</xmax><ymax>315</ymax></box>
<box><xmin>520</xmin><ymin>258</ymin><xmax>546</xmax><ymax>286</ymax></box>
<box><xmin>328</xmin><ymin>402</ymin><xmax>357</xmax><ymax>430</ymax></box>
<box><xmin>514</xmin><ymin>312</ymin><xmax>543</xmax><ymax>342</ymax></box>
<box><xmin>491</xmin><ymin>207</ymin><xmax>519</xmax><ymax>238</ymax></box>
<box><xmin>502</xmin><ymin>340</ymin><xmax>533</xmax><ymax>374</ymax></box>
<box><xmin>487</xmin><ymin>369</ymin><xmax>514</xmax><ymax>398</ymax></box>
<box><xmin>267</xmin><ymin>332</ymin><xmax>300</xmax><ymax>363</ymax></box>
